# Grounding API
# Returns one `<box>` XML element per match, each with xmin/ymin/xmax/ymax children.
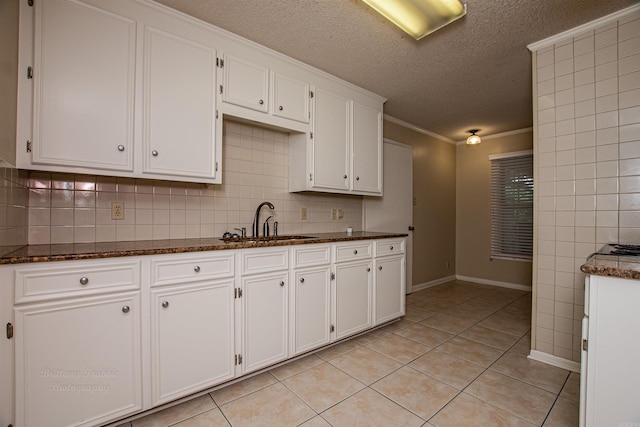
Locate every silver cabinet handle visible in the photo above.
<box><xmin>122</xmin><ymin>306</ymin><xmax>130</xmax><ymax>313</ymax></box>
<box><xmin>194</xmin><ymin>265</ymin><xmax>200</xmax><ymax>272</ymax></box>
<box><xmin>279</xmin><ymin>281</ymin><xmax>285</xmax><ymax>287</ymax></box>
<box><xmin>378</xmin><ymin>265</ymin><xmax>383</xmax><ymax>270</ymax></box>
<box><xmin>162</xmin><ymin>301</ymin><xmax>169</xmax><ymax>308</ymax></box>
<box><xmin>299</xmin><ymin>277</ymin><xmax>304</xmax><ymax>283</ymax></box>
<box><xmin>279</xmin><ymin>106</ymin><xmax>283</xmax><ymax>111</ymax></box>
<box><xmin>353</xmin><ymin>249</ymin><xmax>358</xmax><ymax>255</ymax></box>
<box><xmin>117</xmin><ymin>145</ymin><xmax>125</xmax><ymax>152</ymax></box>
<box><xmin>390</xmin><ymin>246</ymin><xmax>394</xmax><ymax>250</ymax></box>
<box><xmin>79</xmin><ymin>277</ymin><xmax>89</xmax><ymax>286</ymax></box>
<box><xmin>152</xmin><ymin>150</ymin><xmax>158</xmax><ymax>156</ymax></box>
<box><xmin>259</xmin><ymin>99</ymin><xmax>264</xmax><ymax>105</ymax></box>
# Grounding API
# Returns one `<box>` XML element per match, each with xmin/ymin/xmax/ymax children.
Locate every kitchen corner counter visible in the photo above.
<box><xmin>580</xmin><ymin>254</ymin><xmax>640</xmax><ymax>280</ymax></box>
<box><xmin>0</xmin><ymin>231</ymin><xmax>408</xmax><ymax>265</ymax></box>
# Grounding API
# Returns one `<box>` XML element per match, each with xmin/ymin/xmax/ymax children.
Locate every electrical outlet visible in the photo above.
<box><xmin>111</xmin><ymin>202</ymin><xmax>125</xmax><ymax>220</ymax></box>
<box><xmin>337</xmin><ymin>209</ymin><xmax>344</xmax><ymax>219</ymax></box>
<box><xmin>331</xmin><ymin>209</ymin><xmax>337</xmax><ymax>220</ymax></box>
<box><xmin>300</xmin><ymin>207</ymin><xmax>307</xmax><ymax>220</ymax></box>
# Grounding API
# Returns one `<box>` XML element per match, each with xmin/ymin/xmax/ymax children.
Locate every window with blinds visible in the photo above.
<box><xmin>489</xmin><ymin>150</ymin><xmax>533</xmax><ymax>261</ymax></box>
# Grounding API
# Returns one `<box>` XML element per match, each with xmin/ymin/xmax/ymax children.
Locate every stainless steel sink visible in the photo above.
<box><xmin>221</xmin><ymin>235</ymin><xmax>316</xmax><ymax>244</ymax></box>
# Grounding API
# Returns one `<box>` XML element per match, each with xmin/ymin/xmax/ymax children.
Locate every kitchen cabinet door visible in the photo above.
<box><xmin>312</xmin><ymin>88</ymin><xmax>350</xmax><ymax>191</ymax></box>
<box><xmin>14</xmin><ymin>292</ymin><xmax>142</xmax><ymax>427</ymax></box>
<box><xmin>222</xmin><ymin>54</ymin><xmax>269</xmax><ymax>113</ymax></box>
<box><xmin>352</xmin><ymin>101</ymin><xmax>383</xmax><ymax>195</ymax></box>
<box><xmin>143</xmin><ymin>25</ymin><xmax>220</xmax><ymax>181</ymax></box>
<box><xmin>334</xmin><ymin>260</ymin><xmax>372</xmax><ymax>340</ymax></box>
<box><xmin>150</xmin><ymin>280</ymin><xmax>234</xmax><ymax>406</ymax></box>
<box><xmin>241</xmin><ymin>272</ymin><xmax>288</xmax><ymax>374</ymax></box>
<box><xmin>291</xmin><ymin>267</ymin><xmax>331</xmax><ymax>355</ymax></box>
<box><xmin>30</xmin><ymin>0</ymin><xmax>135</xmax><ymax>172</ymax></box>
<box><xmin>272</xmin><ymin>73</ymin><xmax>310</xmax><ymax>124</ymax></box>
<box><xmin>374</xmin><ymin>255</ymin><xmax>405</xmax><ymax>325</ymax></box>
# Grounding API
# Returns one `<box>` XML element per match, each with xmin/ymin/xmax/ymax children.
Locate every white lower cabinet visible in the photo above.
<box><xmin>334</xmin><ymin>260</ymin><xmax>373</xmax><ymax>339</ymax></box>
<box><xmin>374</xmin><ymin>239</ymin><xmax>406</xmax><ymax>325</ymax></box>
<box><xmin>15</xmin><ymin>292</ymin><xmax>142</xmax><ymax>427</ymax></box>
<box><xmin>150</xmin><ymin>280</ymin><xmax>235</xmax><ymax>406</ymax></box>
<box><xmin>291</xmin><ymin>267</ymin><xmax>332</xmax><ymax>355</ymax></box>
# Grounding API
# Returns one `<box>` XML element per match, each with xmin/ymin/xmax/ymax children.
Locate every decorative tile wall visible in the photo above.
<box><xmin>533</xmin><ymin>10</ymin><xmax>640</xmax><ymax>363</ymax></box>
<box><xmin>0</xmin><ymin>165</ymin><xmax>28</xmax><ymax>255</ymax></box>
<box><xmin>27</xmin><ymin>121</ymin><xmax>363</xmax><ymax>244</ymax></box>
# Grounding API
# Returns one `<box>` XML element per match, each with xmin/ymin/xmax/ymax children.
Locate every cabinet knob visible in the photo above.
<box><xmin>343</xmin><ymin>174</ymin><xmax>348</xmax><ymax>179</ymax></box>
<box><xmin>353</xmin><ymin>249</ymin><xmax>358</xmax><ymax>255</ymax></box>
<box><xmin>259</xmin><ymin>99</ymin><xmax>264</xmax><ymax>105</ymax></box>
<box><xmin>117</xmin><ymin>145</ymin><xmax>125</xmax><ymax>152</ymax></box>
<box><xmin>122</xmin><ymin>306</ymin><xmax>130</xmax><ymax>313</ymax></box>
<box><xmin>152</xmin><ymin>150</ymin><xmax>159</xmax><ymax>157</ymax></box>
<box><xmin>162</xmin><ymin>301</ymin><xmax>169</xmax><ymax>308</ymax></box>
<box><xmin>378</xmin><ymin>265</ymin><xmax>383</xmax><ymax>270</ymax></box>
<box><xmin>367</xmin><ymin>267</ymin><xmax>371</xmax><ymax>272</ymax></box>
<box><xmin>299</xmin><ymin>277</ymin><xmax>305</xmax><ymax>283</ymax></box>
<box><xmin>356</xmin><ymin>176</ymin><xmax>360</xmax><ymax>181</ymax></box>
<box><xmin>279</xmin><ymin>281</ymin><xmax>285</xmax><ymax>287</ymax></box>
<box><xmin>390</xmin><ymin>246</ymin><xmax>394</xmax><ymax>250</ymax></box>
<box><xmin>194</xmin><ymin>265</ymin><xmax>200</xmax><ymax>272</ymax></box>
<box><xmin>279</xmin><ymin>105</ymin><xmax>283</xmax><ymax>111</ymax></box>
<box><xmin>79</xmin><ymin>277</ymin><xmax>89</xmax><ymax>286</ymax></box>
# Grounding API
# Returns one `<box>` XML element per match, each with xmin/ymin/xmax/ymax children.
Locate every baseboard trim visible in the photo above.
<box><xmin>455</xmin><ymin>275</ymin><xmax>532</xmax><ymax>292</ymax></box>
<box><xmin>528</xmin><ymin>350</ymin><xmax>581</xmax><ymax>373</ymax></box>
<box><xmin>411</xmin><ymin>275</ymin><xmax>457</xmax><ymax>292</ymax></box>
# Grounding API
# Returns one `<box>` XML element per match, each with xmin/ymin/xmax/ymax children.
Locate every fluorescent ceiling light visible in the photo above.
<box><xmin>362</xmin><ymin>0</ymin><xmax>466</xmax><ymax>40</ymax></box>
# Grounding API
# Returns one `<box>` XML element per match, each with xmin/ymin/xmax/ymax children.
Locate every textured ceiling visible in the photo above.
<box><xmin>155</xmin><ymin>0</ymin><xmax>639</xmax><ymax>141</ymax></box>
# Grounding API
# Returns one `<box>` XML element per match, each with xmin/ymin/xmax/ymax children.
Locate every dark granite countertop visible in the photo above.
<box><xmin>0</xmin><ymin>232</ymin><xmax>408</xmax><ymax>265</ymax></box>
<box><xmin>580</xmin><ymin>254</ymin><xmax>640</xmax><ymax>280</ymax></box>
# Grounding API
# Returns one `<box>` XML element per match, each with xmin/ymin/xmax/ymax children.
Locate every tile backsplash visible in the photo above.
<box><xmin>0</xmin><ymin>165</ymin><xmax>28</xmax><ymax>254</ymax></box>
<box><xmin>27</xmin><ymin>121</ymin><xmax>363</xmax><ymax>244</ymax></box>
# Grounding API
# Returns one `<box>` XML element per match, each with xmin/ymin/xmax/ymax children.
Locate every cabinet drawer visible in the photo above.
<box><xmin>242</xmin><ymin>248</ymin><xmax>289</xmax><ymax>275</ymax></box>
<box><xmin>375</xmin><ymin>239</ymin><xmax>405</xmax><ymax>256</ymax></box>
<box><xmin>334</xmin><ymin>242</ymin><xmax>372</xmax><ymax>263</ymax></box>
<box><xmin>150</xmin><ymin>252</ymin><xmax>234</xmax><ymax>287</ymax></box>
<box><xmin>292</xmin><ymin>245</ymin><xmax>330</xmax><ymax>268</ymax></box>
<box><xmin>14</xmin><ymin>259</ymin><xmax>140</xmax><ymax>304</ymax></box>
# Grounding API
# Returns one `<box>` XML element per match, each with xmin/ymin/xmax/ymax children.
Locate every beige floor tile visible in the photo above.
<box><xmin>478</xmin><ymin>309</ymin><xmax>531</xmax><ymax>337</ymax></box>
<box><xmin>456</xmin><ymin>299</ymin><xmax>502</xmax><ymax>316</ymax></box>
<box><xmin>299</xmin><ymin>416</ymin><xmax>332</xmax><ymax>426</ymax></box>
<box><xmin>430</xmin><ymin>393</ymin><xmax>536</xmax><ymax>427</ymax></box>
<box><xmin>321</xmin><ymin>388</ymin><xmax>424</xmax><ymax>427</ymax></box>
<box><xmin>269</xmin><ymin>354</ymin><xmax>324</xmax><ymax>380</ymax></box>
<box><xmin>379</xmin><ymin>317</ymin><xmax>415</xmax><ymax>333</ymax></box>
<box><xmin>504</xmin><ymin>294</ymin><xmax>532</xmax><ymax>313</ymax></box>
<box><xmin>465</xmin><ymin>370</ymin><xmax>557</xmax><ymax>425</ymax></box>
<box><xmin>328</xmin><ymin>346</ymin><xmax>402</xmax><ymax>385</ymax></box>
<box><xmin>282</xmin><ymin>362</ymin><xmax>365</xmax><ymax>412</ymax></box>
<box><xmin>210</xmin><ymin>372</ymin><xmax>277</xmax><ymax>406</ymax></box>
<box><xmin>409</xmin><ymin>349</ymin><xmax>485</xmax><ymax>389</ymax></box>
<box><xmin>132</xmin><ymin>395</ymin><xmax>216</xmax><ymax>427</ymax></box>
<box><xmin>315</xmin><ymin>339</ymin><xmax>360</xmax><ymax>361</ymax></box>
<box><xmin>436</xmin><ymin>336</ymin><xmax>504</xmax><ymax>367</ymax></box>
<box><xmin>219</xmin><ymin>382</ymin><xmax>314</xmax><ymax>427</ymax></box>
<box><xmin>421</xmin><ymin>312</ymin><xmax>478</xmax><ymax>334</ymax></box>
<box><xmin>509</xmin><ymin>333</ymin><xmax>532</xmax><ymax>356</ymax></box>
<box><xmin>439</xmin><ymin>305</ymin><xmax>492</xmax><ymax>322</ymax></box>
<box><xmin>394</xmin><ymin>323</ymin><xmax>454</xmax><ymax>347</ymax></box>
<box><xmin>350</xmin><ymin>327</ymin><xmax>392</xmax><ymax>345</ymax></box>
<box><xmin>404</xmin><ymin>305</ymin><xmax>436</xmax><ymax>322</ymax></box>
<box><xmin>459</xmin><ymin>324</ymin><xmax>520</xmax><ymax>350</ymax></box>
<box><xmin>365</xmin><ymin>333</ymin><xmax>431</xmax><ymax>363</ymax></box>
<box><xmin>490</xmin><ymin>352</ymin><xmax>569</xmax><ymax>393</ymax></box>
<box><xmin>543</xmin><ymin>396</ymin><xmax>579</xmax><ymax>427</ymax></box>
<box><xmin>372</xmin><ymin>366</ymin><xmax>458</xmax><ymax>420</ymax></box>
<box><xmin>172</xmin><ymin>408</ymin><xmax>230</xmax><ymax>427</ymax></box>
<box><xmin>560</xmin><ymin>372</ymin><xmax>580</xmax><ymax>402</ymax></box>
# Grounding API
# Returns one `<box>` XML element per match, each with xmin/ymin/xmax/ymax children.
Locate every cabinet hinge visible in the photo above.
<box><xmin>215</xmin><ymin>161</ymin><xmax>219</xmax><ymax>172</ymax></box>
<box><xmin>216</xmin><ymin>110</ymin><xmax>219</xmax><ymax>119</ymax></box>
<box><xmin>219</xmin><ymin>85</ymin><xmax>223</xmax><ymax>95</ymax></box>
<box><xmin>6</xmin><ymin>323</ymin><xmax>13</xmax><ymax>339</ymax></box>
<box><xmin>330</xmin><ymin>272</ymin><xmax>335</xmax><ymax>280</ymax></box>
<box><xmin>309</xmin><ymin>173</ymin><xmax>312</xmax><ymax>182</ymax></box>
<box><xmin>234</xmin><ymin>288</ymin><xmax>243</xmax><ymax>299</ymax></box>
<box><xmin>234</xmin><ymin>354</ymin><xmax>242</xmax><ymax>365</ymax></box>
<box><xmin>26</xmin><ymin>140</ymin><xmax>32</xmax><ymax>153</ymax></box>
<box><xmin>310</xmin><ymin>132</ymin><xmax>313</xmax><ymax>139</ymax></box>
<box><xmin>27</xmin><ymin>66</ymin><xmax>33</xmax><ymax>79</ymax></box>
<box><xmin>582</xmin><ymin>339</ymin><xmax>588</xmax><ymax>351</ymax></box>
<box><xmin>216</xmin><ymin>58</ymin><xmax>224</xmax><ymax>68</ymax></box>
<box><xmin>310</xmin><ymin>90</ymin><xmax>314</xmax><ymax>98</ymax></box>
<box><xmin>330</xmin><ymin>324</ymin><xmax>335</xmax><ymax>333</ymax></box>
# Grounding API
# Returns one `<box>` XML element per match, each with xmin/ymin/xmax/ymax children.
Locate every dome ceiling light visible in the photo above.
<box><xmin>466</xmin><ymin>129</ymin><xmax>481</xmax><ymax>145</ymax></box>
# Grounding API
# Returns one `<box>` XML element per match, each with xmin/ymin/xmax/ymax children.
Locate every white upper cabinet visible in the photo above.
<box><xmin>272</xmin><ymin>73</ymin><xmax>310</xmax><ymax>124</ymax></box>
<box><xmin>142</xmin><ymin>26</ymin><xmax>219</xmax><ymax>180</ymax></box>
<box><xmin>352</xmin><ymin>101</ymin><xmax>383</xmax><ymax>194</ymax></box>
<box><xmin>30</xmin><ymin>0</ymin><xmax>136</xmax><ymax>172</ymax></box>
<box><xmin>221</xmin><ymin>53</ymin><xmax>269</xmax><ymax>113</ymax></box>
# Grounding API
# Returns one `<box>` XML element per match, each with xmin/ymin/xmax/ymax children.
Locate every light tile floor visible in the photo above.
<box><xmin>119</xmin><ymin>280</ymin><xmax>579</xmax><ymax>427</ymax></box>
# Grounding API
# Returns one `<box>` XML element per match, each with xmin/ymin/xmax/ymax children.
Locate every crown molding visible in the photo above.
<box><xmin>455</xmin><ymin>127</ymin><xmax>534</xmax><ymax>145</ymax></box>
<box><xmin>383</xmin><ymin>115</ymin><xmax>455</xmax><ymax>144</ymax></box>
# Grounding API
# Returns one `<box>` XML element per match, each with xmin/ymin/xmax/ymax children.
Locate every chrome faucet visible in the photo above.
<box><xmin>253</xmin><ymin>201</ymin><xmax>274</xmax><ymax>237</ymax></box>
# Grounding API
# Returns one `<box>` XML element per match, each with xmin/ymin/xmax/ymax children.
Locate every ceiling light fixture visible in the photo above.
<box><xmin>362</xmin><ymin>0</ymin><xmax>466</xmax><ymax>40</ymax></box>
<box><xmin>466</xmin><ymin>129</ymin><xmax>481</xmax><ymax>145</ymax></box>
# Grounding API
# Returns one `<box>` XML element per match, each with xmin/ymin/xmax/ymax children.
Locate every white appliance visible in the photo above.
<box><xmin>580</xmin><ymin>250</ymin><xmax>640</xmax><ymax>426</ymax></box>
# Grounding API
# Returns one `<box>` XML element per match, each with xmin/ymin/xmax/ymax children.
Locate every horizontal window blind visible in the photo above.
<box><xmin>490</xmin><ymin>151</ymin><xmax>533</xmax><ymax>261</ymax></box>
